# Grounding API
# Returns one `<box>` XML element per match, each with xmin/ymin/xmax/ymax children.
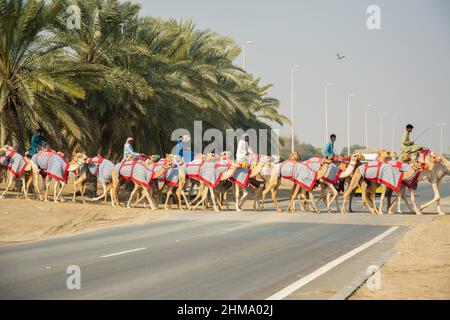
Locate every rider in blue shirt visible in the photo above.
<box><xmin>324</xmin><ymin>134</ymin><xmax>337</xmax><ymax>158</ymax></box>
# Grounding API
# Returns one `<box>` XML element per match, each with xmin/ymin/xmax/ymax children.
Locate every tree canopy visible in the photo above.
<box><xmin>0</xmin><ymin>0</ymin><xmax>287</xmax><ymax>160</ymax></box>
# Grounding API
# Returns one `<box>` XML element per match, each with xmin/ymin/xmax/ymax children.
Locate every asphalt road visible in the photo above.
<box><xmin>0</xmin><ymin>182</ymin><xmax>448</xmax><ymax>300</ymax></box>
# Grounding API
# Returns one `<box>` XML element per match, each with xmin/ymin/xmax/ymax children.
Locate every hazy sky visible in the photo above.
<box><xmin>132</xmin><ymin>0</ymin><xmax>449</xmax><ymax>153</ymax></box>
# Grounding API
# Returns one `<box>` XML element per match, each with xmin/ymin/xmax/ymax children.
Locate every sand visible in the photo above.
<box><xmin>0</xmin><ymin>198</ymin><xmax>167</xmax><ymax>244</ymax></box>
<box><xmin>351</xmin><ymin>214</ymin><xmax>450</xmax><ymax>300</ymax></box>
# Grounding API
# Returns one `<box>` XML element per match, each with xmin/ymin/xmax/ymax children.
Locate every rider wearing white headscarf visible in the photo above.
<box><xmin>236</xmin><ymin>134</ymin><xmax>254</xmax><ymax>162</ymax></box>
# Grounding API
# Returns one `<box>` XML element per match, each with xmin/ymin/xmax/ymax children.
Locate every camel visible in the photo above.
<box><xmin>317</xmin><ymin>153</ymin><xmax>366</xmax><ymax>213</ymax></box>
<box><xmin>190</xmin><ymin>154</ymin><xmax>242</xmax><ymax>212</ymax></box>
<box><xmin>417</xmin><ymin>152</ymin><xmax>450</xmax><ymax>215</ymax></box>
<box><xmin>340</xmin><ymin>150</ymin><xmax>422</xmax><ymax>215</ymax></box>
<box><xmin>369</xmin><ymin>162</ymin><xmax>424</xmax><ymax>215</ymax></box>
<box><xmin>111</xmin><ymin>157</ymin><xmax>171</xmax><ymax>208</ymax></box>
<box><xmin>286</xmin><ymin>157</ymin><xmax>333</xmax><ymax>214</ymax></box>
<box><xmin>258</xmin><ymin>152</ymin><xmax>300</xmax><ymax>213</ymax></box>
<box><xmin>0</xmin><ymin>146</ymin><xmax>33</xmax><ymax>200</ymax></box>
<box><xmin>71</xmin><ymin>156</ymin><xmax>115</xmax><ymax>204</ymax></box>
<box><xmin>30</xmin><ymin>151</ymin><xmax>88</xmax><ymax>202</ymax></box>
<box><xmin>229</xmin><ymin>155</ymin><xmax>268</xmax><ymax>212</ymax></box>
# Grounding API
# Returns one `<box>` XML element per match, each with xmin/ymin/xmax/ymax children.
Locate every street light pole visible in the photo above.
<box><xmin>380</xmin><ymin>112</ymin><xmax>387</xmax><ymax>149</ymax></box>
<box><xmin>347</xmin><ymin>94</ymin><xmax>354</xmax><ymax>156</ymax></box>
<box><xmin>325</xmin><ymin>82</ymin><xmax>333</xmax><ymax>144</ymax></box>
<box><xmin>291</xmin><ymin>65</ymin><xmax>300</xmax><ymax>153</ymax></box>
<box><xmin>365</xmin><ymin>105</ymin><xmax>371</xmax><ymax>149</ymax></box>
<box><xmin>242</xmin><ymin>40</ymin><xmax>255</xmax><ymax>70</ymax></box>
<box><xmin>437</xmin><ymin>123</ymin><xmax>447</xmax><ymax>154</ymax></box>
<box><xmin>391</xmin><ymin>114</ymin><xmax>399</xmax><ymax>152</ymax></box>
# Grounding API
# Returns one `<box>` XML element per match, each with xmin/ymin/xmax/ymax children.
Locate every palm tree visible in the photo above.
<box><xmin>1</xmin><ymin>0</ymin><xmax>287</xmax><ymax>158</ymax></box>
<box><xmin>0</xmin><ymin>0</ymin><xmax>98</xmax><ymax>152</ymax></box>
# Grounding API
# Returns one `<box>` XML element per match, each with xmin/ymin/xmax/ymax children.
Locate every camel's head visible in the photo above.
<box><xmin>288</xmin><ymin>152</ymin><xmax>300</xmax><ymax>161</ymax></box>
<box><xmin>271</xmin><ymin>155</ymin><xmax>281</xmax><ymax>164</ymax></box>
<box><xmin>172</xmin><ymin>155</ymin><xmax>183</xmax><ymax>164</ymax></box>
<box><xmin>376</xmin><ymin>149</ymin><xmax>391</xmax><ymax>162</ymax></box>
<box><xmin>429</xmin><ymin>152</ymin><xmax>443</xmax><ymax>164</ymax></box>
<box><xmin>220</xmin><ymin>151</ymin><xmax>231</xmax><ymax>160</ymax></box>
<box><xmin>205</xmin><ymin>153</ymin><xmax>215</xmax><ymax>162</ymax></box>
<box><xmin>73</xmin><ymin>153</ymin><xmax>88</xmax><ymax>165</ymax></box>
<box><xmin>337</xmin><ymin>162</ymin><xmax>348</xmax><ymax>171</ymax></box>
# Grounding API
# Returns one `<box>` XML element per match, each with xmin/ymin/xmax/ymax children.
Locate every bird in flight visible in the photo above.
<box><xmin>337</xmin><ymin>53</ymin><xmax>346</xmax><ymax>60</ymax></box>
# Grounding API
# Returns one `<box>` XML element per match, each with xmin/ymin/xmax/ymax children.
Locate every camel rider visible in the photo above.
<box><xmin>323</xmin><ymin>134</ymin><xmax>337</xmax><ymax>158</ymax></box>
<box><xmin>27</xmin><ymin>128</ymin><xmax>47</xmax><ymax>157</ymax></box>
<box><xmin>236</xmin><ymin>134</ymin><xmax>254</xmax><ymax>162</ymax></box>
<box><xmin>123</xmin><ymin>137</ymin><xmax>140</xmax><ymax>161</ymax></box>
<box><xmin>400</xmin><ymin>124</ymin><xmax>422</xmax><ymax>161</ymax></box>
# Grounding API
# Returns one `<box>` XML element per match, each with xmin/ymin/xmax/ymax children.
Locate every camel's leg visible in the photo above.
<box><xmin>143</xmin><ymin>188</ymin><xmax>157</xmax><ymax>210</ymax></box>
<box><xmin>0</xmin><ymin>174</ymin><xmax>14</xmax><ymax>199</ymax></box>
<box><xmin>259</xmin><ymin>186</ymin><xmax>271</xmax><ymax>212</ymax></box>
<box><xmin>44</xmin><ymin>177</ymin><xmax>51</xmax><ymax>202</ymax></box>
<box><xmin>399</xmin><ymin>188</ymin><xmax>414</xmax><ymax>213</ymax></box>
<box><xmin>436</xmin><ymin>178</ymin><xmax>445</xmax><ymax>215</ymax></box>
<box><xmin>307</xmin><ymin>191</ymin><xmax>320</xmax><ymax>214</ymax></box>
<box><xmin>165</xmin><ymin>187</ymin><xmax>173</xmax><ymax>210</ymax></box>
<box><xmin>25</xmin><ymin>174</ymin><xmax>34</xmax><ymax>200</ymax></box>
<box><xmin>55</xmin><ymin>182</ymin><xmax>66</xmax><ymax>202</ymax></box>
<box><xmin>239</xmin><ymin>188</ymin><xmax>249</xmax><ymax>208</ymax></box>
<box><xmin>189</xmin><ymin>183</ymin><xmax>204</xmax><ymax>208</ymax></box>
<box><xmin>234</xmin><ymin>184</ymin><xmax>242</xmax><ymax>212</ymax></box>
<box><xmin>420</xmin><ymin>181</ymin><xmax>442</xmax><ymax>214</ymax></box>
<box><xmin>79</xmin><ymin>181</ymin><xmax>86</xmax><ymax>204</ymax></box>
<box><xmin>127</xmin><ymin>184</ymin><xmax>140</xmax><ymax>208</ymax></box>
<box><xmin>93</xmin><ymin>183</ymin><xmax>108</xmax><ymax>202</ymax></box>
<box><xmin>287</xmin><ymin>184</ymin><xmax>301</xmax><ymax>213</ymax></box>
<box><xmin>270</xmin><ymin>188</ymin><xmax>279</xmax><ymax>213</ymax></box>
<box><xmin>362</xmin><ymin>183</ymin><xmax>376</xmax><ymax>214</ymax></box>
<box><xmin>409</xmin><ymin>189</ymin><xmax>421</xmax><ymax>215</ymax></box>
<box><xmin>178</xmin><ymin>187</ymin><xmax>190</xmax><ymax>210</ymax></box>
<box><xmin>53</xmin><ymin>181</ymin><xmax>61</xmax><ymax>202</ymax></box>
<box><xmin>341</xmin><ymin>177</ymin><xmax>361</xmax><ymax>214</ymax></box>
<box><xmin>72</xmin><ymin>180</ymin><xmax>78</xmax><ymax>203</ymax></box>
<box><xmin>323</xmin><ymin>182</ymin><xmax>339</xmax><ymax>213</ymax></box>
<box><xmin>209</xmin><ymin>186</ymin><xmax>219</xmax><ymax>212</ymax></box>
<box><xmin>20</xmin><ymin>176</ymin><xmax>29</xmax><ymax>200</ymax></box>
<box><xmin>192</xmin><ymin>184</ymin><xmax>209</xmax><ymax>211</ymax></box>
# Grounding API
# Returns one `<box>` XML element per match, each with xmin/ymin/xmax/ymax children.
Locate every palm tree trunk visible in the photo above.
<box><xmin>0</xmin><ymin>120</ymin><xmax>6</xmax><ymax>146</ymax></box>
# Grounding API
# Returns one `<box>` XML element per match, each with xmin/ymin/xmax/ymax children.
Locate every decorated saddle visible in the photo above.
<box><xmin>185</xmin><ymin>159</ymin><xmax>203</xmax><ymax>180</ymax></box>
<box><xmin>229</xmin><ymin>167</ymin><xmax>252</xmax><ymax>188</ymax></box>
<box><xmin>198</xmin><ymin>161</ymin><xmax>222</xmax><ymax>188</ymax></box>
<box><xmin>358</xmin><ymin>161</ymin><xmax>404</xmax><ymax>192</ymax></box>
<box><xmin>281</xmin><ymin>157</ymin><xmax>322</xmax><ymax>191</ymax></box>
<box><xmin>388</xmin><ymin>160</ymin><xmax>420</xmax><ymax>190</ymax></box>
<box><xmin>322</xmin><ymin>162</ymin><xmax>343</xmax><ymax>184</ymax></box>
<box><xmin>164</xmin><ymin>164</ymin><xmax>180</xmax><ymax>187</ymax></box>
<box><xmin>0</xmin><ymin>149</ymin><xmax>28</xmax><ymax>178</ymax></box>
<box><xmin>152</xmin><ymin>159</ymin><xmax>168</xmax><ymax>180</ymax></box>
<box><xmin>86</xmin><ymin>156</ymin><xmax>114</xmax><ymax>185</ymax></box>
<box><xmin>32</xmin><ymin>149</ymin><xmax>70</xmax><ymax>183</ymax></box>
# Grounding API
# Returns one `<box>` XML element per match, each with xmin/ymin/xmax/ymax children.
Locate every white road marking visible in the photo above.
<box><xmin>100</xmin><ymin>247</ymin><xmax>147</xmax><ymax>258</ymax></box>
<box><xmin>266</xmin><ymin>226</ymin><xmax>399</xmax><ymax>300</ymax></box>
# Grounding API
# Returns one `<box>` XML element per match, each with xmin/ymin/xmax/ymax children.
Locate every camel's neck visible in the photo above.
<box><xmin>404</xmin><ymin>167</ymin><xmax>419</xmax><ymax>180</ymax></box>
<box><xmin>249</xmin><ymin>162</ymin><xmax>264</xmax><ymax>178</ymax></box>
<box><xmin>317</xmin><ymin>163</ymin><xmax>330</xmax><ymax>179</ymax></box>
<box><xmin>340</xmin><ymin>160</ymin><xmax>357</xmax><ymax>179</ymax></box>
<box><xmin>68</xmin><ymin>163</ymin><xmax>82</xmax><ymax>172</ymax></box>
<box><xmin>441</xmin><ymin>157</ymin><xmax>450</xmax><ymax>172</ymax></box>
<box><xmin>153</xmin><ymin>167</ymin><xmax>167</xmax><ymax>179</ymax></box>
